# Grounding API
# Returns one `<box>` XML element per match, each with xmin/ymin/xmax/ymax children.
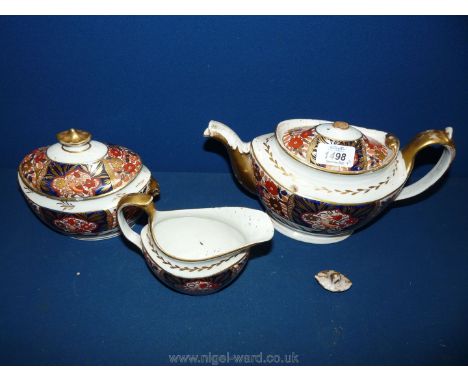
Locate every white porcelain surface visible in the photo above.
<box><xmin>46</xmin><ymin>140</ymin><xmax>108</xmax><ymax>164</ymax></box>
<box><xmin>118</xmin><ymin>205</ymin><xmax>274</xmax><ymax>278</ymax></box>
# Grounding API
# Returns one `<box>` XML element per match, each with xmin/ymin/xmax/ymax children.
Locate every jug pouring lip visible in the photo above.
<box><xmin>148</xmin><ymin>207</ymin><xmax>274</xmax><ymax>263</ymax></box>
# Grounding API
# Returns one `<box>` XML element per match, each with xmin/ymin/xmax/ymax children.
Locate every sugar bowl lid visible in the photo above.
<box><xmin>276</xmin><ymin>120</ymin><xmax>399</xmax><ymax>174</ymax></box>
<box><xmin>19</xmin><ymin>128</ymin><xmax>143</xmax><ymax>201</ymax></box>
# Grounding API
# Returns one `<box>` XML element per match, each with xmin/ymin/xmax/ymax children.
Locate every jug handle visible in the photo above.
<box><xmin>117</xmin><ymin>193</ymin><xmax>156</xmax><ymax>251</ymax></box>
<box><xmin>395</xmin><ymin>127</ymin><xmax>456</xmax><ymax>201</ymax></box>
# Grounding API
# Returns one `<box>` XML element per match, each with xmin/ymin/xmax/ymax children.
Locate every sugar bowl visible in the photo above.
<box><xmin>18</xmin><ymin>128</ymin><xmax>158</xmax><ymax>240</ymax></box>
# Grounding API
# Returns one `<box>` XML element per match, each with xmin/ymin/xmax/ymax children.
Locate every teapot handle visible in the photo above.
<box><xmin>395</xmin><ymin>127</ymin><xmax>456</xmax><ymax>201</ymax></box>
<box><xmin>117</xmin><ymin>193</ymin><xmax>156</xmax><ymax>251</ymax></box>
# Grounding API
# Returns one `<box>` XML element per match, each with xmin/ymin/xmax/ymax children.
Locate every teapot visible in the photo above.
<box><xmin>204</xmin><ymin>119</ymin><xmax>455</xmax><ymax>244</ymax></box>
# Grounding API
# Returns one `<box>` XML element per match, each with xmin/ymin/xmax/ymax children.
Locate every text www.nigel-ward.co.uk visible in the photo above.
<box><xmin>168</xmin><ymin>351</ymin><xmax>300</xmax><ymax>365</ymax></box>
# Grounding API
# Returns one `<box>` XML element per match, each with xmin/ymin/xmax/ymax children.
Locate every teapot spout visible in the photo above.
<box><xmin>204</xmin><ymin>120</ymin><xmax>256</xmax><ymax>194</ymax></box>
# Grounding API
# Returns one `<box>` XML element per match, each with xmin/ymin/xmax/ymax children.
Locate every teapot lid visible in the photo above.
<box><xmin>19</xmin><ymin>128</ymin><xmax>143</xmax><ymax>201</ymax></box>
<box><xmin>276</xmin><ymin>120</ymin><xmax>398</xmax><ymax>174</ymax></box>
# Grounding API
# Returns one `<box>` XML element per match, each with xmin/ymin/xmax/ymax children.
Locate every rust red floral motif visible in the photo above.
<box><xmin>19</xmin><ymin>147</ymin><xmax>49</xmax><ymax>189</ymax></box>
<box><xmin>51</xmin><ymin>169</ymin><xmax>101</xmax><ymax>198</ymax></box>
<box><xmin>105</xmin><ymin>145</ymin><xmax>142</xmax><ymax>188</ymax></box>
<box><xmin>53</xmin><ymin>216</ymin><xmax>98</xmax><ymax>233</ymax></box>
<box><xmin>34</xmin><ymin>150</ymin><xmax>47</xmax><ymax>164</ymax></box>
<box><xmin>264</xmin><ymin>180</ymin><xmax>279</xmax><ymax>196</ymax></box>
<box><xmin>287</xmin><ymin>136</ymin><xmax>304</xmax><ymax>149</ymax></box>
<box><xmin>300</xmin><ymin>130</ymin><xmax>313</xmax><ymax>138</ymax></box>
<box><xmin>253</xmin><ymin>163</ymin><xmax>290</xmax><ymax>219</ymax></box>
<box><xmin>109</xmin><ymin>147</ymin><xmax>123</xmax><ymax>158</ymax></box>
<box><xmin>301</xmin><ymin>210</ymin><xmax>358</xmax><ymax>231</ymax></box>
<box><xmin>183</xmin><ymin>280</ymin><xmax>220</xmax><ymax>291</ymax></box>
<box><xmin>282</xmin><ymin>127</ymin><xmax>318</xmax><ymax>159</ymax></box>
<box><xmin>364</xmin><ymin>137</ymin><xmax>388</xmax><ymax>165</ymax></box>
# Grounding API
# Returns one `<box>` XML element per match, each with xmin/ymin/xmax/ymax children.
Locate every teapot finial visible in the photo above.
<box><xmin>333</xmin><ymin>121</ymin><xmax>349</xmax><ymax>130</ymax></box>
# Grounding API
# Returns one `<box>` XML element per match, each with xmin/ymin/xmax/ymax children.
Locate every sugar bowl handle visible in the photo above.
<box><xmin>117</xmin><ymin>193</ymin><xmax>156</xmax><ymax>251</ymax></box>
<box><xmin>396</xmin><ymin>127</ymin><xmax>456</xmax><ymax>201</ymax></box>
<box><xmin>147</xmin><ymin>177</ymin><xmax>160</xmax><ymax>197</ymax></box>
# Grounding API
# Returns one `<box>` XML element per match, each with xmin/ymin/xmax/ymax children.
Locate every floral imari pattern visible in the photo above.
<box><xmin>19</xmin><ymin>144</ymin><xmax>142</xmax><ymax>200</ymax></box>
<box><xmin>51</xmin><ymin>169</ymin><xmax>101</xmax><ymax>198</ymax></box>
<box><xmin>252</xmin><ymin>157</ymin><xmax>400</xmax><ymax>236</ymax></box>
<box><xmin>183</xmin><ymin>280</ymin><xmax>220</xmax><ymax>292</ymax></box>
<box><xmin>254</xmin><ymin>163</ymin><xmax>289</xmax><ymax>219</ymax></box>
<box><xmin>143</xmin><ymin>249</ymin><xmax>248</xmax><ymax>295</ymax></box>
<box><xmin>24</xmin><ymin>180</ymin><xmax>151</xmax><ymax>238</ymax></box>
<box><xmin>20</xmin><ymin>147</ymin><xmax>49</xmax><ymax>190</ymax></box>
<box><xmin>300</xmin><ymin>210</ymin><xmax>358</xmax><ymax>232</ymax></box>
<box><xmin>281</xmin><ymin>126</ymin><xmax>390</xmax><ymax>173</ymax></box>
<box><xmin>54</xmin><ymin>216</ymin><xmax>98</xmax><ymax>233</ymax></box>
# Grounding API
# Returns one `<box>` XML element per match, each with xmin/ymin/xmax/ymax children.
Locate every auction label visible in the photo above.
<box><xmin>315</xmin><ymin>143</ymin><xmax>355</xmax><ymax>167</ymax></box>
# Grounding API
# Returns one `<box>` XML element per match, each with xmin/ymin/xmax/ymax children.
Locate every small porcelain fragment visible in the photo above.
<box><xmin>315</xmin><ymin>270</ymin><xmax>352</xmax><ymax>292</ymax></box>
